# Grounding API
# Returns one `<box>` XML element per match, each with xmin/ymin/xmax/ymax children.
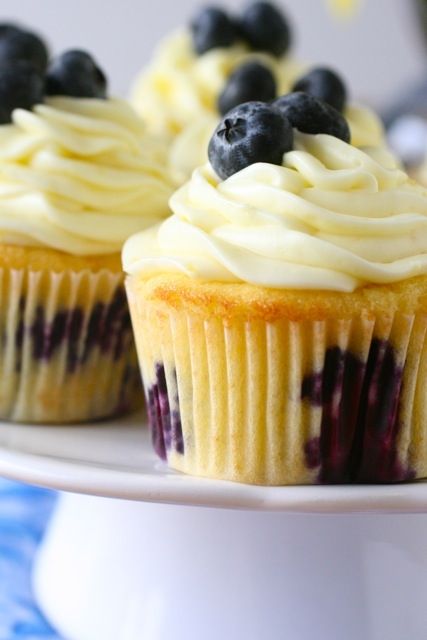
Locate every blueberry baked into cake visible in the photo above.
<box><xmin>0</xmin><ymin>23</ymin><xmax>174</xmax><ymax>422</ymax></box>
<box><xmin>124</xmin><ymin>66</ymin><xmax>427</xmax><ymax>485</ymax></box>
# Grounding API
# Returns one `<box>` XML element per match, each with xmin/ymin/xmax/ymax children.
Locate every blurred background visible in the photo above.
<box><xmin>0</xmin><ymin>0</ymin><xmax>424</xmax><ymax>109</ymax></box>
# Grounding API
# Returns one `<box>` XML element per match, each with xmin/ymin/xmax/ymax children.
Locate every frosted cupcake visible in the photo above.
<box><xmin>132</xmin><ymin>1</ymin><xmax>386</xmax><ymax>182</ymax></box>
<box><xmin>0</xmin><ymin>27</ymin><xmax>174</xmax><ymax>423</ymax></box>
<box><xmin>132</xmin><ymin>3</ymin><xmax>300</xmax><ymax>136</ymax></box>
<box><xmin>169</xmin><ymin>64</ymin><xmax>388</xmax><ymax>183</ymax></box>
<box><xmin>124</xmin><ymin>90</ymin><xmax>427</xmax><ymax>486</ymax></box>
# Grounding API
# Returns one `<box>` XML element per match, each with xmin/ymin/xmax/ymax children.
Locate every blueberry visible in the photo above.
<box><xmin>45</xmin><ymin>50</ymin><xmax>107</xmax><ymax>99</ymax></box>
<box><xmin>191</xmin><ymin>7</ymin><xmax>237</xmax><ymax>55</ymax></box>
<box><xmin>0</xmin><ymin>26</ymin><xmax>49</xmax><ymax>73</ymax></box>
<box><xmin>218</xmin><ymin>61</ymin><xmax>277</xmax><ymax>115</ymax></box>
<box><xmin>239</xmin><ymin>2</ymin><xmax>292</xmax><ymax>57</ymax></box>
<box><xmin>292</xmin><ymin>67</ymin><xmax>347</xmax><ymax>113</ymax></box>
<box><xmin>208</xmin><ymin>101</ymin><xmax>293</xmax><ymax>180</ymax></box>
<box><xmin>274</xmin><ymin>92</ymin><xmax>350</xmax><ymax>143</ymax></box>
<box><xmin>0</xmin><ymin>23</ymin><xmax>21</xmax><ymax>38</ymax></box>
<box><xmin>0</xmin><ymin>61</ymin><xmax>44</xmax><ymax>124</ymax></box>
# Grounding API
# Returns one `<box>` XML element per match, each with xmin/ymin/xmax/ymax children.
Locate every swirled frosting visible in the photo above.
<box><xmin>169</xmin><ymin>102</ymin><xmax>388</xmax><ymax>184</ymax></box>
<box><xmin>131</xmin><ymin>31</ymin><xmax>302</xmax><ymax>136</ymax></box>
<box><xmin>123</xmin><ymin>131</ymin><xmax>427</xmax><ymax>292</ymax></box>
<box><xmin>0</xmin><ymin>97</ymin><xmax>174</xmax><ymax>255</ymax></box>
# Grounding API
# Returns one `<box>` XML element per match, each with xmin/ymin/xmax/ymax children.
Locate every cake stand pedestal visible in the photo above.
<box><xmin>0</xmin><ymin>412</ymin><xmax>426</xmax><ymax>640</ymax></box>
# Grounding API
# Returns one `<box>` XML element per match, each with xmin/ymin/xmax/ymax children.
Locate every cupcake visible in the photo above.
<box><xmin>131</xmin><ymin>2</ymin><xmax>387</xmax><ymax>183</ymax></box>
<box><xmin>0</xmin><ymin>26</ymin><xmax>174</xmax><ymax>423</ymax></box>
<box><xmin>169</xmin><ymin>65</ymin><xmax>387</xmax><ymax>183</ymax></box>
<box><xmin>131</xmin><ymin>2</ymin><xmax>300</xmax><ymax>137</ymax></box>
<box><xmin>123</xmin><ymin>88</ymin><xmax>427</xmax><ymax>486</ymax></box>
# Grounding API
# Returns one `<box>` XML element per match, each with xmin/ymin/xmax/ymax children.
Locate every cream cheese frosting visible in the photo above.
<box><xmin>123</xmin><ymin>131</ymin><xmax>427</xmax><ymax>292</ymax></box>
<box><xmin>0</xmin><ymin>97</ymin><xmax>174</xmax><ymax>255</ymax></box>
<box><xmin>169</xmin><ymin>102</ymin><xmax>388</xmax><ymax>184</ymax></box>
<box><xmin>131</xmin><ymin>31</ymin><xmax>302</xmax><ymax>137</ymax></box>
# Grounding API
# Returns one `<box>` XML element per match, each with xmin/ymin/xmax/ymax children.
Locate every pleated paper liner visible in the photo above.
<box><xmin>0</xmin><ymin>267</ymin><xmax>140</xmax><ymax>423</ymax></box>
<box><xmin>126</xmin><ymin>276</ymin><xmax>427</xmax><ymax>486</ymax></box>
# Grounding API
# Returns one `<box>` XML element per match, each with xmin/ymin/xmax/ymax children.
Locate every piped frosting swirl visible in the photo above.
<box><xmin>0</xmin><ymin>97</ymin><xmax>174</xmax><ymax>255</ymax></box>
<box><xmin>123</xmin><ymin>131</ymin><xmax>427</xmax><ymax>292</ymax></box>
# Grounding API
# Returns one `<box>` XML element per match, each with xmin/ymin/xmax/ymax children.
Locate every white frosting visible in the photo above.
<box><xmin>0</xmin><ymin>97</ymin><xmax>174</xmax><ymax>255</ymax></box>
<box><xmin>123</xmin><ymin>131</ymin><xmax>427</xmax><ymax>292</ymax></box>
<box><xmin>169</xmin><ymin>103</ymin><xmax>388</xmax><ymax>184</ymax></box>
<box><xmin>131</xmin><ymin>31</ymin><xmax>302</xmax><ymax>136</ymax></box>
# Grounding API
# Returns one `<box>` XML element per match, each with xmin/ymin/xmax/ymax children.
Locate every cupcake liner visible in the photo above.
<box><xmin>0</xmin><ymin>266</ymin><xmax>140</xmax><ymax>423</ymax></box>
<box><xmin>127</xmin><ymin>277</ymin><xmax>427</xmax><ymax>485</ymax></box>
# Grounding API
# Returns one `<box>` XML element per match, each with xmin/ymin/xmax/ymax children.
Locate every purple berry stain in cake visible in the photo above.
<box><xmin>82</xmin><ymin>287</ymin><xmax>131</xmax><ymax>364</ymax></box>
<box><xmin>302</xmin><ymin>346</ymin><xmax>364</xmax><ymax>483</ymax></box>
<box><xmin>20</xmin><ymin>285</ymin><xmax>133</xmax><ymax>372</ymax></box>
<box><xmin>302</xmin><ymin>339</ymin><xmax>414</xmax><ymax>483</ymax></box>
<box><xmin>146</xmin><ymin>363</ymin><xmax>184</xmax><ymax>461</ymax></box>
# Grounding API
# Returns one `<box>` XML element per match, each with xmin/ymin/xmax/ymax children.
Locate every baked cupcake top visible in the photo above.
<box><xmin>0</xmin><ymin>26</ymin><xmax>174</xmax><ymax>256</ymax></box>
<box><xmin>123</xmin><ymin>95</ymin><xmax>427</xmax><ymax>293</ymax></box>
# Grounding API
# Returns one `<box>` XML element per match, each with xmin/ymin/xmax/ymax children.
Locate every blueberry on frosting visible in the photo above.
<box><xmin>239</xmin><ymin>1</ymin><xmax>292</xmax><ymax>57</ymax></box>
<box><xmin>208</xmin><ymin>101</ymin><xmax>293</xmax><ymax>180</ymax></box>
<box><xmin>274</xmin><ymin>92</ymin><xmax>350</xmax><ymax>142</ymax></box>
<box><xmin>191</xmin><ymin>7</ymin><xmax>237</xmax><ymax>55</ymax></box>
<box><xmin>45</xmin><ymin>50</ymin><xmax>107</xmax><ymax>99</ymax></box>
<box><xmin>292</xmin><ymin>67</ymin><xmax>347</xmax><ymax>113</ymax></box>
<box><xmin>0</xmin><ymin>60</ymin><xmax>44</xmax><ymax>124</ymax></box>
<box><xmin>218</xmin><ymin>61</ymin><xmax>277</xmax><ymax>115</ymax></box>
<box><xmin>0</xmin><ymin>24</ymin><xmax>49</xmax><ymax>73</ymax></box>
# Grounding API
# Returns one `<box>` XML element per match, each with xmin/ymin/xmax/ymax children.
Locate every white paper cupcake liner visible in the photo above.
<box><xmin>127</xmin><ymin>278</ymin><xmax>427</xmax><ymax>485</ymax></box>
<box><xmin>0</xmin><ymin>267</ymin><xmax>140</xmax><ymax>423</ymax></box>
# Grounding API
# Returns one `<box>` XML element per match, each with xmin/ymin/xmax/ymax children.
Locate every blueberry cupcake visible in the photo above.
<box><xmin>132</xmin><ymin>0</ymin><xmax>387</xmax><ymax>183</ymax></box>
<box><xmin>0</xmin><ymin>25</ymin><xmax>174</xmax><ymax>423</ymax></box>
<box><xmin>169</xmin><ymin>63</ymin><xmax>388</xmax><ymax>183</ymax></box>
<box><xmin>132</xmin><ymin>3</ymin><xmax>300</xmax><ymax>137</ymax></box>
<box><xmin>123</xmin><ymin>89</ymin><xmax>427</xmax><ymax>485</ymax></box>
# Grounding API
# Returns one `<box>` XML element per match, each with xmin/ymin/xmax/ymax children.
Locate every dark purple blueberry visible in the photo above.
<box><xmin>292</xmin><ymin>67</ymin><xmax>347</xmax><ymax>113</ymax></box>
<box><xmin>0</xmin><ymin>23</ymin><xmax>21</xmax><ymax>38</ymax></box>
<box><xmin>302</xmin><ymin>346</ymin><xmax>364</xmax><ymax>483</ymax></box>
<box><xmin>0</xmin><ymin>60</ymin><xmax>44</xmax><ymax>123</ymax></box>
<box><xmin>0</xmin><ymin>25</ymin><xmax>49</xmax><ymax>73</ymax></box>
<box><xmin>302</xmin><ymin>339</ymin><xmax>414</xmax><ymax>484</ymax></box>
<box><xmin>45</xmin><ymin>49</ymin><xmax>107</xmax><ymax>99</ymax></box>
<box><xmin>191</xmin><ymin>7</ymin><xmax>237</xmax><ymax>55</ymax></box>
<box><xmin>66</xmin><ymin>308</ymin><xmax>84</xmax><ymax>373</ymax></box>
<box><xmin>274</xmin><ymin>91</ymin><xmax>351</xmax><ymax>142</ymax></box>
<box><xmin>100</xmin><ymin>287</ymin><xmax>128</xmax><ymax>354</ymax></box>
<box><xmin>82</xmin><ymin>302</ymin><xmax>104</xmax><ymax>363</ymax></box>
<box><xmin>239</xmin><ymin>2</ymin><xmax>292</xmax><ymax>57</ymax></box>
<box><xmin>145</xmin><ymin>363</ymin><xmax>184</xmax><ymax>460</ymax></box>
<box><xmin>155</xmin><ymin>362</ymin><xmax>168</xmax><ymax>396</ymax></box>
<box><xmin>208</xmin><ymin>101</ymin><xmax>293</xmax><ymax>179</ymax></box>
<box><xmin>147</xmin><ymin>386</ymin><xmax>167</xmax><ymax>460</ymax></box>
<box><xmin>31</xmin><ymin>306</ymin><xmax>45</xmax><ymax>361</ymax></box>
<box><xmin>46</xmin><ymin>311</ymin><xmax>67</xmax><ymax>358</ymax></box>
<box><xmin>218</xmin><ymin>61</ymin><xmax>277</xmax><ymax>115</ymax></box>
<box><xmin>354</xmin><ymin>340</ymin><xmax>411</xmax><ymax>483</ymax></box>
<box><xmin>15</xmin><ymin>297</ymin><xmax>25</xmax><ymax>349</ymax></box>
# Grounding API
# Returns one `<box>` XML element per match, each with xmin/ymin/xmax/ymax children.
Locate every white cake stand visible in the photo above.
<box><xmin>0</xmin><ymin>412</ymin><xmax>426</xmax><ymax>640</ymax></box>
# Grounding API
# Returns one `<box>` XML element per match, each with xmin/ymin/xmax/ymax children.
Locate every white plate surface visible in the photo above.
<box><xmin>0</xmin><ymin>411</ymin><xmax>426</xmax><ymax>513</ymax></box>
